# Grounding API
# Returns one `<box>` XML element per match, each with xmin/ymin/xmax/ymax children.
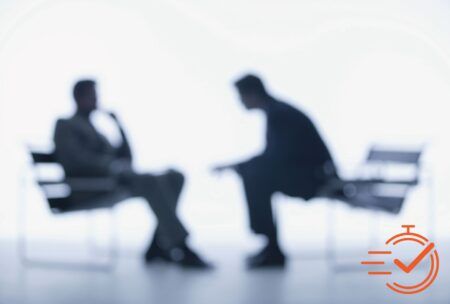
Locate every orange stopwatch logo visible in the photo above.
<box><xmin>361</xmin><ymin>225</ymin><xmax>439</xmax><ymax>295</ymax></box>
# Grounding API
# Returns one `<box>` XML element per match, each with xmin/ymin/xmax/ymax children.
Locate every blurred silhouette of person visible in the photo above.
<box><xmin>213</xmin><ymin>74</ymin><xmax>338</xmax><ymax>269</ymax></box>
<box><xmin>54</xmin><ymin>79</ymin><xmax>211</xmax><ymax>268</ymax></box>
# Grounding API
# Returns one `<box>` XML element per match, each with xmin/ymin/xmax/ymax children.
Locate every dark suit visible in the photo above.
<box><xmin>54</xmin><ymin>112</ymin><xmax>188</xmax><ymax>249</ymax></box>
<box><xmin>237</xmin><ymin>98</ymin><xmax>335</xmax><ymax>239</ymax></box>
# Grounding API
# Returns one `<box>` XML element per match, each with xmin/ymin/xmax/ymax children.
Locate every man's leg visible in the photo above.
<box><xmin>241</xmin><ymin>172</ymin><xmax>278</xmax><ymax>244</ymax></box>
<box><xmin>146</xmin><ymin>170</ymin><xmax>185</xmax><ymax>258</ymax></box>
<box><xmin>124</xmin><ymin>171</ymin><xmax>210</xmax><ymax>268</ymax></box>
<box><xmin>125</xmin><ymin>172</ymin><xmax>188</xmax><ymax>250</ymax></box>
<box><xmin>239</xmin><ymin>163</ymin><xmax>285</xmax><ymax>268</ymax></box>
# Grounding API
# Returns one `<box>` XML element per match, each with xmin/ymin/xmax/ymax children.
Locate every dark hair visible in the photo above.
<box><xmin>73</xmin><ymin>79</ymin><xmax>96</xmax><ymax>102</ymax></box>
<box><xmin>234</xmin><ymin>74</ymin><xmax>267</xmax><ymax>96</ymax></box>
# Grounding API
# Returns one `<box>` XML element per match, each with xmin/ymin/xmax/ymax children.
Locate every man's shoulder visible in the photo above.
<box><xmin>58</xmin><ymin>113</ymin><xmax>86</xmax><ymax>124</ymax></box>
<box><xmin>55</xmin><ymin>116</ymin><xmax>70</xmax><ymax>127</ymax></box>
<box><xmin>54</xmin><ymin>114</ymin><xmax>83</xmax><ymax>132</ymax></box>
<box><xmin>270</xmin><ymin>99</ymin><xmax>307</xmax><ymax>119</ymax></box>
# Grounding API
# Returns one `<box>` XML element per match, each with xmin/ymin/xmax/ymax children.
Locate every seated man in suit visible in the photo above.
<box><xmin>214</xmin><ymin>74</ymin><xmax>340</xmax><ymax>269</ymax></box>
<box><xmin>54</xmin><ymin>79</ymin><xmax>210</xmax><ymax>268</ymax></box>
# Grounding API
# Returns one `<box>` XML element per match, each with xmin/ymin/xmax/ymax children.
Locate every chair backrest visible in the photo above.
<box><xmin>29</xmin><ymin>150</ymin><xmax>71</xmax><ymax>213</ymax></box>
<box><xmin>366</xmin><ymin>148</ymin><xmax>422</xmax><ymax>165</ymax></box>
<box><xmin>364</xmin><ymin>146</ymin><xmax>423</xmax><ymax>185</ymax></box>
<box><xmin>29</xmin><ymin>149</ymin><xmax>121</xmax><ymax>213</ymax></box>
<box><xmin>30</xmin><ymin>151</ymin><xmax>57</xmax><ymax>164</ymax></box>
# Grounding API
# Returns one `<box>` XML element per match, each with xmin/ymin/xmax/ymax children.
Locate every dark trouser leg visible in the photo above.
<box><xmin>240</xmin><ymin>168</ymin><xmax>278</xmax><ymax>243</ymax></box>
<box><xmin>125</xmin><ymin>171</ymin><xmax>188</xmax><ymax>250</ymax></box>
<box><xmin>149</xmin><ymin>170</ymin><xmax>185</xmax><ymax>248</ymax></box>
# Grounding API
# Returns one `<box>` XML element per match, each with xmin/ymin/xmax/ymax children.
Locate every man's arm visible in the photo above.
<box><xmin>108</xmin><ymin>112</ymin><xmax>132</xmax><ymax>161</ymax></box>
<box><xmin>54</xmin><ymin>119</ymin><xmax>115</xmax><ymax>175</ymax></box>
<box><xmin>213</xmin><ymin>107</ymin><xmax>290</xmax><ymax>175</ymax></box>
<box><xmin>212</xmin><ymin>155</ymin><xmax>263</xmax><ymax>176</ymax></box>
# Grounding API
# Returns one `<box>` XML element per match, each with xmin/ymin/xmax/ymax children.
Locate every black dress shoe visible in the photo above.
<box><xmin>144</xmin><ymin>241</ymin><xmax>172</xmax><ymax>263</ymax></box>
<box><xmin>247</xmin><ymin>246</ymin><xmax>286</xmax><ymax>269</ymax></box>
<box><xmin>170</xmin><ymin>245</ymin><xmax>213</xmax><ymax>269</ymax></box>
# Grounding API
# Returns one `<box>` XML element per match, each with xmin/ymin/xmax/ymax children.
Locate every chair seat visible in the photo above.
<box><xmin>49</xmin><ymin>190</ymin><xmax>131</xmax><ymax>214</ymax></box>
<box><xmin>318</xmin><ymin>178</ymin><xmax>408</xmax><ymax>214</ymax></box>
<box><xmin>344</xmin><ymin>177</ymin><xmax>419</xmax><ymax>186</ymax></box>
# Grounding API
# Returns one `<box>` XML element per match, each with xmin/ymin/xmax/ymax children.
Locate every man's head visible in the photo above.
<box><xmin>234</xmin><ymin>74</ymin><xmax>269</xmax><ymax>110</ymax></box>
<box><xmin>73</xmin><ymin>79</ymin><xmax>97</xmax><ymax>114</ymax></box>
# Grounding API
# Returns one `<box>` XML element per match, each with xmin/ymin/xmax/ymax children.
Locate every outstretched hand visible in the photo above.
<box><xmin>212</xmin><ymin>164</ymin><xmax>238</xmax><ymax>174</ymax></box>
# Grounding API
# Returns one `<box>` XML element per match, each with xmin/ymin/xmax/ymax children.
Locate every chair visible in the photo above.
<box><xmin>319</xmin><ymin>146</ymin><xmax>431</xmax><ymax>270</ymax></box>
<box><xmin>18</xmin><ymin>150</ymin><xmax>130</xmax><ymax>270</ymax></box>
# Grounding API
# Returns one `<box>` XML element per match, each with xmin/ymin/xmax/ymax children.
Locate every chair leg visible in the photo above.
<box><xmin>427</xmin><ymin>175</ymin><xmax>436</xmax><ymax>241</ymax></box>
<box><xmin>86</xmin><ymin>211</ymin><xmax>97</xmax><ymax>253</ymax></box>
<box><xmin>17</xmin><ymin>167</ymin><xmax>27</xmax><ymax>265</ymax></box>
<box><xmin>368</xmin><ymin>211</ymin><xmax>380</xmax><ymax>248</ymax></box>
<box><xmin>85</xmin><ymin>208</ymin><xmax>119</xmax><ymax>266</ymax></box>
<box><xmin>326</xmin><ymin>201</ymin><xmax>381</xmax><ymax>272</ymax></box>
<box><xmin>20</xmin><ymin>205</ymin><xmax>118</xmax><ymax>271</ymax></box>
<box><xmin>85</xmin><ymin>212</ymin><xmax>107</xmax><ymax>255</ymax></box>
<box><xmin>326</xmin><ymin>201</ymin><xmax>337</xmax><ymax>268</ymax></box>
<box><xmin>108</xmin><ymin>208</ymin><xmax>119</xmax><ymax>265</ymax></box>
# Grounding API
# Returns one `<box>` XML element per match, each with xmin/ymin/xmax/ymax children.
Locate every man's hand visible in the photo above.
<box><xmin>212</xmin><ymin>164</ymin><xmax>238</xmax><ymax>174</ymax></box>
<box><xmin>107</xmin><ymin>111</ymin><xmax>118</xmax><ymax>121</ymax></box>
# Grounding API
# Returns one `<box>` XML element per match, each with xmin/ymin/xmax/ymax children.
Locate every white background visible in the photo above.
<box><xmin>1</xmin><ymin>0</ymin><xmax>450</xmax><ymax>254</ymax></box>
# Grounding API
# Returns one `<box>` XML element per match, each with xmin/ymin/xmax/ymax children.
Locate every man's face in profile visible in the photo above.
<box><xmin>77</xmin><ymin>85</ymin><xmax>98</xmax><ymax>113</ymax></box>
<box><xmin>238</xmin><ymin>92</ymin><xmax>260</xmax><ymax>110</ymax></box>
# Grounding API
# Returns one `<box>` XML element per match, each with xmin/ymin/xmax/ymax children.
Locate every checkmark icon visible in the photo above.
<box><xmin>394</xmin><ymin>242</ymin><xmax>435</xmax><ymax>274</ymax></box>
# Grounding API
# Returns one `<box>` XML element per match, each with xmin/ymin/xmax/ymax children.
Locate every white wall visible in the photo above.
<box><xmin>1</xmin><ymin>0</ymin><xmax>450</xmax><ymax>252</ymax></box>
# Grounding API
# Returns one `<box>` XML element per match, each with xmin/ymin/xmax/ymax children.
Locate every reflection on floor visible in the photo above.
<box><xmin>0</xmin><ymin>240</ymin><xmax>449</xmax><ymax>304</ymax></box>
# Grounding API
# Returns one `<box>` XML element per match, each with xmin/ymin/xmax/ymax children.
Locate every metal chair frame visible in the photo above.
<box><xmin>323</xmin><ymin>146</ymin><xmax>433</xmax><ymax>271</ymax></box>
<box><xmin>18</xmin><ymin>150</ymin><xmax>123</xmax><ymax>271</ymax></box>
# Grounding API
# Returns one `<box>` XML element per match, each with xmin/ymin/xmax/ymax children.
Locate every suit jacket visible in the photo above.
<box><xmin>238</xmin><ymin>97</ymin><xmax>336</xmax><ymax>195</ymax></box>
<box><xmin>53</xmin><ymin>112</ymin><xmax>132</xmax><ymax>178</ymax></box>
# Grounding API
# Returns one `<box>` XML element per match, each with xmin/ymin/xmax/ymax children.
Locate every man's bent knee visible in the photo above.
<box><xmin>167</xmin><ymin>169</ymin><xmax>185</xmax><ymax>189</ymax></box>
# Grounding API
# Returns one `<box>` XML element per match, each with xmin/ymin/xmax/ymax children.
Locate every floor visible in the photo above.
<box><xmin>0</xmin><ymin>238</ymin><xmax>449</xmax><ymax>304</ymax></box>
<box><xmin>2</xmin><ymin>182</ymin><xmax>449</xmax><ymax>304</ymax></box>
